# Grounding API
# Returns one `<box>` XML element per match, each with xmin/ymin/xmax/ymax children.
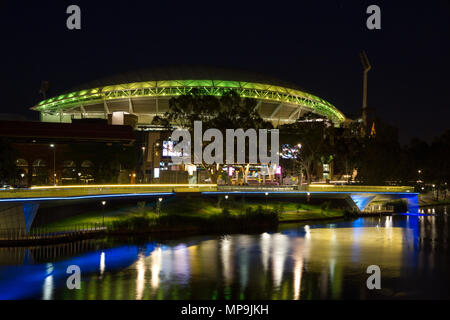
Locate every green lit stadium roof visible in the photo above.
<box><xmin>31</xmin><ymin>66</ymin><xmax>346</xmax><ymax>125</ymax></box>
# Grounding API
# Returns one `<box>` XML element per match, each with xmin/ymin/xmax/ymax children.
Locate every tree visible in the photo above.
<box><xmin>152</xmin><ymin>89</ymin><xmax>273</xmax><ymax>183</ymax></box>
<box><xmin>355</xmin><ymin>118</ymin><xmax>403</xmax><ymax>185</ymax></box>
<box><xmin>68</xmin><ymin>143</ymin><xmax>138</xmax><ymax>184</ymax></box>
<box><xmin>279</xmin><ymin>113</ymin><xmax>334</xmax><ymax>184</ymax></box>
<box><xmin>333</xmin><ymin>121</ymin><xmax>364</xmax><ymax>182</ymax></box>
<box><xmin>428</xmin><ymin>129</ymin><xmax>450</xmax><ymax>198</ymax></box>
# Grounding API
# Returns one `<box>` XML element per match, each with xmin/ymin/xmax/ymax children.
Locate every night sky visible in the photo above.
<box><xmin>1</xmin><ymin>1</ymin><xmax>449</xmax><ymax>144</ymax></box>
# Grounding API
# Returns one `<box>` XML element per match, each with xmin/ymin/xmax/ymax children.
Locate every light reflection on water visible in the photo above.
<box><xmin>0</xmin><ymin>205</ymin><xmax>449</xmax><ymax>300</ymax></box>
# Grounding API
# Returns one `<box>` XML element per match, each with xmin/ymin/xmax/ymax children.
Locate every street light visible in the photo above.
<box><xmin>141</xmin><ymin>146</ymin><xmax>146</xmax><ymax>183</ymax></box>
<box><xmin>152</xmin><ymin>142</ymin><xmax>160</xmax><ymax>183</ymax></box>
<box><xmin>101</xmin><ymin>201</ymin><xmax>106</xmax><ymax>226</ymax></box>
<box><xmin>157</xmin><ymin>197</ymin><xmax>163</xmax><ymax>216</ymax></box>
<box><xmin>265</xmin><ymin>192</ymin><xmax>268</xmax><ymax>209</ymax></box>
<box><xmin>50</xmin><ymin>144</ymin><xmax>56</xmax><ymax>186</ymax></box>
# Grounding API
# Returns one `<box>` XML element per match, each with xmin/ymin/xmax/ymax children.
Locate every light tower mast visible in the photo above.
<box><xmin>359</xmin><ymin>51</ymin><xmax>371</xmax><ymax>136</ymax></box>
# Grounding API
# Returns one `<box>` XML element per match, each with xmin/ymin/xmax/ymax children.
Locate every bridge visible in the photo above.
<box><xmin>0</xmin><ymin>184</ymin><xmax>419</xmax><ymax>233</ymax></box>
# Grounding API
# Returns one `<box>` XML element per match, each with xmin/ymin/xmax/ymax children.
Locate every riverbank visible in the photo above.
<box><xmin>418</xmin><ymin>190</ymin><xmax>450</xmax><ymax>206</ymax></box>
<box><xmin>0</xmin><ymin>198</ymin><xmax>348</xmax><ymax>246</ymax></box>
<box><xmin>419</xmin><ymin>196</ymin><xmax>450</xmax><ymax>207</ymax></box>
<box><xmin>41</xmin><ymin>197</ymin><xmax>346</xmax><ymax>228</ymax></box>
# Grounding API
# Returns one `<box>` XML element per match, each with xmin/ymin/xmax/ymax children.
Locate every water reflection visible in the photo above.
<box><xmin>42</xmin><ymin>263</ymin><xmax>54</xmax><ymax>300</ymax></box>
<box><xmin>150</xmin><ymin>247</ymin><xmax>161</xmax><ymax>289</ymax></box>
<box><xmin>0</xmin><ymin>206</ymin><xmax>449</xmax><ymax>300</ymax></box>
<box><xmin>99</xmin><ymin>252</ymin><xmax>105</xmax><ymax>278</ymax></box>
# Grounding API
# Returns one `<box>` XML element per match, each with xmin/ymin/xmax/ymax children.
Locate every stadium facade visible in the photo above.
<box><xmin>31</xmin><ymin>66</ymin><xmax>346</xmax><ymax>127</ymax></box>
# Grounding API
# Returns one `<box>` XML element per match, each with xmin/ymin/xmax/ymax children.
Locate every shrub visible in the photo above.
<box><xmin>386</xmin><ymin>199</ymin><xmax>408</xmax><ymax>213</ymax></box>
<box><xmin>274</xmin><ymin>202</ymin><xmax>285</xmax><ymax>215</ymax></box>
<box><xmin>137</xmin><ymin>201</ymin><xmax>146</xmax><ymax>216</ymax></box>
<box><xmin>320</xmin><ymin>201</ymin><xmax>331</xmax><ymax>212</ymax></box>
<box><xmin>222</xmin><ymin>207</ymin><xmax>231</xmax><ymax>216</ymax></box>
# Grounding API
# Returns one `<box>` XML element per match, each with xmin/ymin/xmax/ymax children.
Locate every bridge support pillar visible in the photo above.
<box><xmin>405</xmin><ymin>194</ymin><xmax>419</xmax><ymax>214</ymax></box>
<box><xmin>0</xmin><ymin>202</ymin><xmax>39</xmax><ymax>233</ymax></box>
<box><xmin>348</xmin><ymin>194</ymin><xmax>376</xmax><ymax>212</ymax></box>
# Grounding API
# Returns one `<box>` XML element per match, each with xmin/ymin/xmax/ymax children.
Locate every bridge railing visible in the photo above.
<box><xmin>306</xmin><ymin>185</ymin><xmax>415</xmax><ymax>193</ymax></box>
<box><xmin>0</xmin><ymin>184</ymin><xmax>217</xmax><ymax>199</ymax></box>
<box><xmin>217</xmin><ymin>185</ymin><xmax>298</xmax><ymax>192</ymax></box>
<box><xmin>217</xmin><ymin>185</ymin><xmax>415</xmax><ymax>193</ymax></box>
<box><xmin>0</xmin><ymin>223</ymin><xmax>106</xmax><ymax>242</ymax></box>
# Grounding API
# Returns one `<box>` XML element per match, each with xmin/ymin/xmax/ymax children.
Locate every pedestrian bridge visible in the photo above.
<box><xmin>0</xmin><ymin>184</ymin><xmax>419</xmax><ymax>233</ymax></box>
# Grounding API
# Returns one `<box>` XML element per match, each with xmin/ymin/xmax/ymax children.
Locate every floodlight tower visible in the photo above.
<box><xmin>360</xmin><ymin>51</ymin><xmax>371</xmax><ymax>135</ymax></box>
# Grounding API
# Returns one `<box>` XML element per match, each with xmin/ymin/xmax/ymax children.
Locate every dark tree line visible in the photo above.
<box><xmin>67</xmin><ymin>143</ymin><xmax>138</xmax><ymax>184</ymax></box>
<box><xmin>280</xmin><ymin>113</ymin><xmax>450</xmax><ymax>190</ymax></box>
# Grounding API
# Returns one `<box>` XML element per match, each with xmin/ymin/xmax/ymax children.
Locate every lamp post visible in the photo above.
<box><xmin>152</xmin><ymin>142</ymin><xmax>160</xmax><ymax>183</ymax></box>
<box><xmin>417</xmin><ymin>169</ymin><xmax>422</xmax><ymax>191</ymax></box>
<box><xmin>141</xmin><ymin>146</ymin><xmax>146</xmax><ymax>183</ymax></box>
<box><xmin>265</xmin><ymin>192</ymin><xmax>268</xmax><ymax>210</ymax></box>
<box><xmin>296</xmin><ymin>143</ymin><xmax>302</xmax><ymax>188</ymax></box>
<box><xmin>50</xmin><ymin>144</ymin><xmax>56</xmax><ymax>186</ymax></box>
<box><xmin>157</xmin><ymin>197</ymin><xmax>163</xmax><ymax>216</ymax></box>
<box><xmin>101</xmin><ymin>201</ymin><xmax>106</xmax><ymax>227</ymax></box>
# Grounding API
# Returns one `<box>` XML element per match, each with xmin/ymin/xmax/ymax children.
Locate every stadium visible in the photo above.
<box><xmin>31</xmin><ymin>66</ymin><xmax>346</xmax><ymax>127</ymax></box>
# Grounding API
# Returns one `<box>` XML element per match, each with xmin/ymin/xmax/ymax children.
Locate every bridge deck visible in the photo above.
<box><xmin>0</xmin><ymin>184</ymin><xmax>415</xmax><ymax>201</ymax></box>
<box><xmin>0</xmin><ymin>184</ymin><xmax>419</xmax><ymax>232</ymax></box>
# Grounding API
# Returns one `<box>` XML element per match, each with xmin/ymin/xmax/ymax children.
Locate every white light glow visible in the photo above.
<box><xmin>42</xmin><ymin>263</ymin><xmax>54</xmax><ymax>300</ymax></box>
<box><xmin>99</xmin><ymin>251</ymin><xmax>105</xmax><ymax>277</ymax></box>
<box><xmin>136</xmin><ymin>254</ymin><xmax>145</xmax><ymax>300</ymax></box>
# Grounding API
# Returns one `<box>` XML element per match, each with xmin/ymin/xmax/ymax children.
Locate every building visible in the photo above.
<box><xmin>0</xmin><ymin>120</ymin><xmax>136</xmax><ymax>187</ymax></box>
<box><xmin>24</xmin><ymin>66</ymin><xmax>348</xmax><ymax>186</ymax></box>
<box><xmin>31</xmin><ymin>66</ymin><xmax>345</xmax><ymax>127</ymax></box>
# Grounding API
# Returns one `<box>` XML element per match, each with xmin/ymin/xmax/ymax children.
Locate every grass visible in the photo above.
<box><xmin>277</xmin><ymin>203</ymin><xmax>344</xmax><ymax>221</ymax></box>
<box><xmin>39</xmin><ymin>197</ymin><xmax>346</xmax><ymax>232</ymax></box>
<box><xmin>419</xmin><ymin>194</ymin><xmax>450</xmax><ymax>206</ymax></box>
<box><xmin>42</xmin><ymin>204</ymin><xmax>144</xmax><ymax>228</ymax></box>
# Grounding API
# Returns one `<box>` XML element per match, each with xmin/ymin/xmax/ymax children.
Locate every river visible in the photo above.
<box><xmin>0</xmin><ymin>205</ymin><xmax>448</xmax><ymax>300</ymax></box>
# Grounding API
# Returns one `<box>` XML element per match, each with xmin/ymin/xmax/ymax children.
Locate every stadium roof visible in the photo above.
<box><xmin>61</xmin><ymin>66</ymin><xmax>307</xmax><ymax>94</ymax></box>
<box><xmin>32</xmin><ymin>66</ymin><xmax>346</xmax><ymax>125</ymax></box>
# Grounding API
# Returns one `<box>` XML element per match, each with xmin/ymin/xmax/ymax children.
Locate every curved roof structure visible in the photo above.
<box><xmin>32</xmin><ymin>66</ymin><xmax>346</xmax><ymax>125</ymax></box>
